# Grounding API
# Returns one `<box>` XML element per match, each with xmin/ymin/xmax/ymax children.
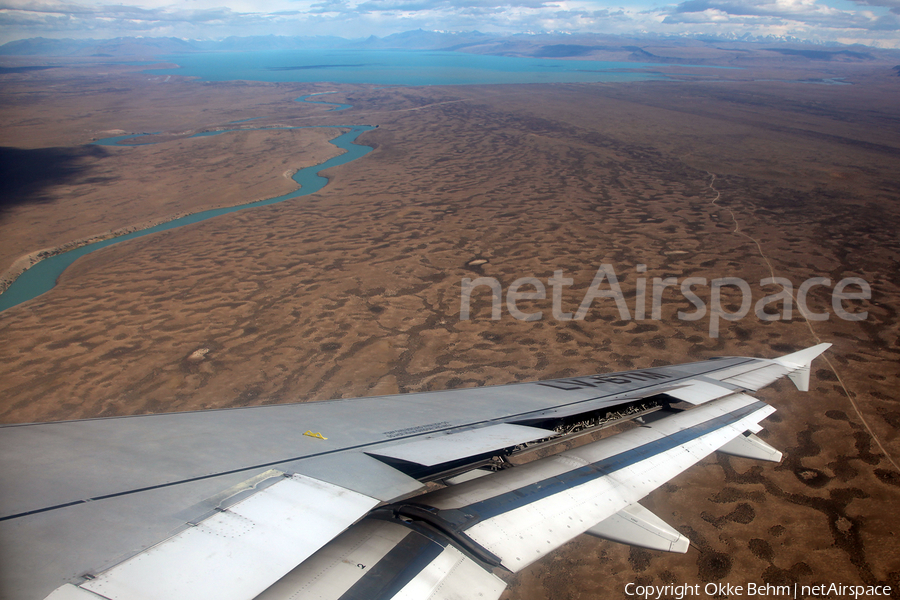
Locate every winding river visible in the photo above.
<box><xmin>0</xmin><ymin>95</ymin><xmax>372</xmax><ymax>312</ymax></box>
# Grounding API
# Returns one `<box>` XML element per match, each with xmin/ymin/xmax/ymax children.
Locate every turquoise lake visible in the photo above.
<box><xmin>0</xmin><ymin>125</ymin><xmax>374</xmax><ymax>313</ymax></box>
<box><xmin>1</xmin><ymin>51</ymin><xmax>685</xmax><ymax>312</ymax></box>
<box><xmin>150</xmin><ymin>49</ymin><xmax>672</xmax><ymax>85</ymax></box>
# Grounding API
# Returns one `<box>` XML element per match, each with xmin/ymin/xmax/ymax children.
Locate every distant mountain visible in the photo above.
<box><xmin>768</xmin><ymin>47</ymin><xmax>874</xmax><ymax>61</ymax></box>
<box><xmin>2</xmin><ymin>31</ymin><xmax>898</xmax><ymax>62</ymax></box>
<box><xmin>192</xmin><ymin>35</ymin><xmax>359</xmax><ymax>52</ymax></box>
<box><xmin>531</xmin><ymin>44</ymin><xmax>605</xmax><ymax>58</ymax></box>
<box><xmin>356</xmin><ymin>29</ymin><xmax>493</xmax><ymax>50</ymax></box>
<box><xmin>0</xmin><ymin>65</ymin><xmax>55</xmax><ymax>74</ymax></box>
<box><xmin>0</xmin><ymin>36</ymin><xmax>197</xmax><ymax>57</ymax></box>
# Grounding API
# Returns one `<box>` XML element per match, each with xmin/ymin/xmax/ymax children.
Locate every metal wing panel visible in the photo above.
<box><xmin>718</xmin><ymin>432</ymin><xmax>783</xmax><ymax>462</ymax></box>
<box><xmin>465</xmin><ymin>474</ymin><xmax>628</xmax><ymax>571</ymax></box>
<box><xmin>254</xmin><ymin>519</ymin><xmax>506</xmax><ymax>600</ymax></box>
<box><xmin>367</xmin><ymin>424</ymin><xmax>555</xmax><ymax>467</ymax></box>
<box><xmin>413</xmin><ymin>394</ymin><xmax>775</xmax><ymax>572</ymax></box>
<box><xmin>699</xmin><ymin>361</ymin><xmax>791</xmax><ymax>391</ymax></box>
<box><xmin>0</xmin><ymin>375</ymin><xmax>686</xmax><ymax>520</ymax></box>
<box><xmin>254</xmin><ymin>519</ymin><xmax>411</xmax><ymax>600</ymax></box>
<box><xmin>75</xmin><ymin>475</ymin><xmax>378</xmax><ymax>600</ymax></box>
<box><xmin>1</xmin><ymin>467</ymin><xmax>286</xmax><ymax>600</ymax></box>
<box><xmin>392</xmin><ymin>544</ymin><xmax>506</xmax><ymax>600</ymax></box>
<box><xmin>1</xmin><ymin>346</ymin><xmax>827</xmax><ymax>600</ymax></box>
<box><xmin>43</xmin><ymin>586</ymin><xmax>104</xmax><ymax>600</ymax></box>
<box><xmin>283</xmin><ymin>452</ymin><xmax>425</xmax><ymax>502</ymax></box>
<box><xmin>585</xmin><ymin>503</ymin><xmax>690</xmax><ymax>553</ymax></box>
<box><xmin>720</xmin><ymin>363</ymin><xmax>791</xmax><ymax>391</ymax></box>
<box><xmin>664</xmin><ymin>379</ymin><xmax>735</xmax><ymax>405</ymax></box>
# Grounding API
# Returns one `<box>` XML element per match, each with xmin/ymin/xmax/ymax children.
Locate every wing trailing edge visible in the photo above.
<box><xmin>44</xmin><ymin>475</ymin><xmax>380</xmax><ymax>600</ymax></box>
<box><xmin>663</xmin><ymin>379</ymin><xmax>734</xmax><ymax>405</ymax></box>
<box><xmin>253</xmin><ymin>519</ymin><xmax>506</xmax><ymax>600</ymax></box>
<box><xmin>717</xmin><ymin>431</ymin><xmax>783</xmax><ymax>462</ymax></box>
<box><xmin>43</xmin><ymin>585</ymin><xmax>101</xmax><ymax>600</ymax></box>
<box><xmin>585</xmin><ymin>503</ymin><xmax>690</xmax><ymax>553</ymax></box>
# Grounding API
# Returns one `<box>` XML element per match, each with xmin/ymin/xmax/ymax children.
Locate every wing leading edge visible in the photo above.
<box><xmin>1</xmin><ymin>344</ymin><xmax>830</xmax><ymax>600</ymax></box>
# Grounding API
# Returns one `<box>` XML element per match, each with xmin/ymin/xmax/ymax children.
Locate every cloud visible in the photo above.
<box><xmin>355</xmin><ymin>0</ymin><xmax>556</xmax><ymax>9</ymax></box>
<box><xmin>0</xmin><ymin>0</ymin><xmax>315</xmax><ymax>39</ymax></box>
<box><xmin>0</xmin><ymin>0</ymin><xmax>898</xmax><ymax>46</ymax></box>
<box><xmin>842</xmin><ymin>0</ymin><xmax>900</xmax><ymax>9</ymax></box>
<box><xmin>664</xmin><ymin>0</ymin><xmax>900</xmax><ymax>30</ymax></box>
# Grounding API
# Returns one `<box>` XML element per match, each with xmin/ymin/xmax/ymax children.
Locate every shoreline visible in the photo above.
<box><xmin>0</xmin><ymin>124</ymin><xmax>372</xmax><ymax>311</ymax></box>
<box><xmin>0</xmin><ymin>91</ymin><xmax>363</xmax><ymax>298</ymax></box>
<box><xmin>0</xmin><ymin>210</ymin><xmax>212</xmax><ymax>295</ymax></box>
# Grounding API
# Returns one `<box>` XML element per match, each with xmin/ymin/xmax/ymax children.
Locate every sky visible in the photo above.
<box><xmin>0</xmin><ymin>0</ymin><xmax>898</xmax><ymax>48</ymax></box>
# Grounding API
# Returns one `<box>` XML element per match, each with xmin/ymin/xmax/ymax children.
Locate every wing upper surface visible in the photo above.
<box><xmin>77</xmin><ymin>475</ymin><xmax>378</xmax><ymax>600</ymax></box>
<box><xmin>0</xmin><ymin>345</ymin><xmax>830</xmax><ymax>600</ymax></box>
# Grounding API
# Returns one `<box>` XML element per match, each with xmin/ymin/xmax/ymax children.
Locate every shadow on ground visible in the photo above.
<box><xmin>0</xmin><ymin>145</ymin><xmax>110</xmax><ymax>214</ymax></box>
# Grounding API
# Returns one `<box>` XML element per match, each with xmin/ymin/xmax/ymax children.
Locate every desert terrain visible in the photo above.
<box><xmin>0</xmin><ymin>52</ymin><xmax>898</xmax><ymax>598</ymax></box>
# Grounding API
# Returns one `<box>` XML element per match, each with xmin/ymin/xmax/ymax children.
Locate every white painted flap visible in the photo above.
<box><xmin>79</xmin><ymin>475</ymin><xmax>379</xmax><ymax>600</ymax></box>
<box><xmin>718</xmin><ymin>432</ymin><xmax>783</xmax><ymax>462</ymax></box>
<box><xmin>394</xmin><ymin>544</ymin><xmax>507</xmax><ymax>600</ymax></box>
<box><xmin>368</xmin><ymin>424</ymin><xmax>554</xmax><ymax>466</ymax></box>
<box><xmin>255</xmin><ymin>520</ymin><xmax>506</xmax><ymax>600</ymax></box>
<box><xmin>585</xmin><ymin>503</ymin><xmax>690</xmax><ymax>553</ymax></box>
<box><xmin>451</xmin><ymin>394</ymin><xmax>776</xmax><ymax>571</ymax></box>
<box><xmin>44</xmin><ymin>584</ymin><xmax>106</xmax><ymax>600</ymax></box>
<box><xmin>664</xmin><ymin>380</ymin><xmax>733</xmax><ymax>405</ymax></box>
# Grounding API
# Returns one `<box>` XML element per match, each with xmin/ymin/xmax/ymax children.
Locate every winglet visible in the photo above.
<box><xmin>774</xmin><ymin>343</ymin><xmax>831</xmax><ymax>392</ymax></box>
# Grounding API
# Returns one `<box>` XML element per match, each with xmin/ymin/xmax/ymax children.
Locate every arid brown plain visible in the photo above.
<box><xmin>1</xmin><ymin>54</ymin><xmax>898</xmax><ymax>598</ymax></box>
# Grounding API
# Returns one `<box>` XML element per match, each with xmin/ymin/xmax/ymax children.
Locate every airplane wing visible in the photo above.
<box><xmin>0</xmin><ymin>343</ymin><xmax>831</xmax><ymax>600</ymax></box>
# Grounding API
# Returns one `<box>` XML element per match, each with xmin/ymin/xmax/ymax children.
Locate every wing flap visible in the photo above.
<box><xmin>663</xmin><ymin>379</ymin><xmax>735</xmax><ymax>405</ymax></box>
<box><xmin>55</xmin><ymin>475</ymin><xmax>378</xmax><ymax>600</ymax></box>
<box><xmin>410</xmin><ymin>393</ymin><xmax>775</xmax><ymax>572</ymax></box>
<box><xmin>44</xmin><ymin>585</ymin><xmax>105</xmax><ymax>600</ymax></box>
<box><xmin>367</xmin><ymin>424</ymin><xmax>554</xmax><ymax>467</ymax></box>
<box><xmin>717</xmin><ymin>432</ymin><xmax>783</xmax><ymax>462</ymax></box>
<box><xmin>585</xmin><ymin>503</ymin><xmax>690</xmax><ymax>553</ymax></box>
<box><xmin>254</xmin><ymin>519</ymin><xmax>506</xmax><ymax>600</ymax></box>
<box><xmin>284</xmin><ymin>452</ymin><xmax>425</xmax><ymax>502</ymax></box>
